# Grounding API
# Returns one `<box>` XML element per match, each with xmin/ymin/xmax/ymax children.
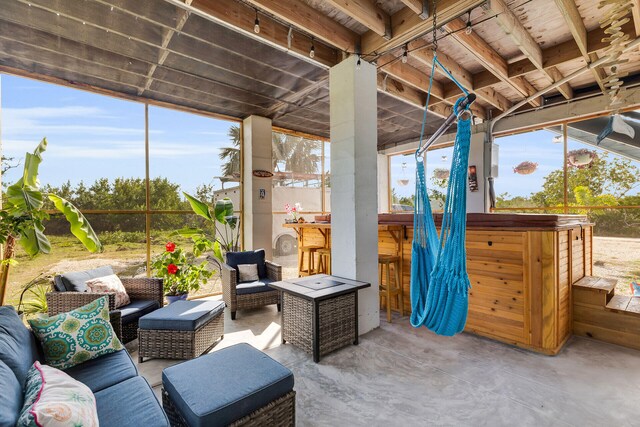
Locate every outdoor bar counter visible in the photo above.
<box><xmin>285</xmin><ymin>213</ymin><xmax>593</xmax><ymax>355</ymax></box>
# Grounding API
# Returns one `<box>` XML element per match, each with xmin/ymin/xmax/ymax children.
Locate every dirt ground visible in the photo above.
<box><xmin>592</xmin><ymin>236</ymin><xmax>640</xmax><ymax>296</ymax></box>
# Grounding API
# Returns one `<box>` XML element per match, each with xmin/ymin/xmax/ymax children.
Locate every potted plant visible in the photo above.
<box><xmin>16</xmin><ymin>272</ymin><xmax>53</xmax><ymax>320</ymax></box>
<box><xmin>0</xmin><ymin>138</ymin><xmax>102</xmax><ymax>305</ymax></box>
<box><xmin>151</xmin><ymin>242</ymin><xmax>213</xmax><ymax>303</ymax></box>
<box><xmin>175</xmin><ymin>194</ymin><xmax>240</xmax><ymax>272</ymax></box>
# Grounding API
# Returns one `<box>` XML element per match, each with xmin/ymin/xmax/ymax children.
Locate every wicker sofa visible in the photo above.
<box><xmin>222</xmin><ymin>250</ymin><xmax>282</xmax><ymax>320</ymax></box>
<box><xmin>0</xmin><ymin>305</ymin><xmax>169</xmax><ymax>426</ymax></box>
<box><xmin>46</xmin><ymin>266</ymin><xmax>164</xmax><ymax>343</ymax></box>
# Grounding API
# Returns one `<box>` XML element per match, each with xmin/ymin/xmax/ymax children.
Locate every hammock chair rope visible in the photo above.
<box><xmin>409</xmin><ymin>16</ymin><xmax>474</xmax><ymax>335</ymax></box>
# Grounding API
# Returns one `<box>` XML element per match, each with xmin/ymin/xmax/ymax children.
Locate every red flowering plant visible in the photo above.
<box><xmin>151</xmin><ymin>241</ymin><xmax>213</xmax><ymax>297</ymax></box>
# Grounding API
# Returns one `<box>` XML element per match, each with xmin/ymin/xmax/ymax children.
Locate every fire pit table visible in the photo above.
<box><xmin>269</xmin><ymin>274</ymin><xmax>370</xmax><ymax>362</ymax></box>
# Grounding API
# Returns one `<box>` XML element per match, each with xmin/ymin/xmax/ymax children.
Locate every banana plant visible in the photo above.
<box><xmin>0</xmin><ymin>138</ymin><xmax>103</xmax><ymax>305</ymax></box>
<box><xmin>175</xmin><ymin>193</ymin><xmax>240</xmax><ymax>271</ymax></box>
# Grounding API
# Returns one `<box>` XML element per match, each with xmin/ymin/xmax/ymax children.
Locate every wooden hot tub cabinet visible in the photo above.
<box><xmin>286</xmin><ymin>213</ymin><xmax>593</xmax><ymax>355</ymax></box>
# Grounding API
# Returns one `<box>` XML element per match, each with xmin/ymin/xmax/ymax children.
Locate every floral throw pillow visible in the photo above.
<box><xmin>28</xmin><ymin>296</ymin><xmax>123</xmax><ymax>370</ymax></box>
<box><xmin>17</xmin><ymin>361</ymin><xmax>99</xmax><ymax>427</ymax></box>
<box><xmin>85</xmin><ymin>274</ymin><xmax>130</xmax><ymax>308</ymax></box>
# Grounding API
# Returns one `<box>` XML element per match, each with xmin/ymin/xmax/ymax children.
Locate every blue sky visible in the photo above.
<box><xmin>1</xmin><ymin>74</ymin><xmax>238</xmax><ymax>196</ymax></box>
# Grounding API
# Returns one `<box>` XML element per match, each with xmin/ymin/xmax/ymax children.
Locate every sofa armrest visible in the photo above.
<box><xmin>46</xmin><ymin>292</ymin><xmax>116</xmax><ymax>315</ymax></box>
<box><xmin>266</xmin><ymin>260</ymin><xmax>282</xmax><ymax>281</ymax></box>
<box><xmin>109</xmin><ymin>310</ymin><xmax>123</xmax><ymax>341</ymax></box>
<box><xmin>121</xmin><ymin>277</ymin><xmax>164</xmax><ymax>308</ymax></box>
<box><xmin>221</xmin><ymin>263</ymin><xmax>237</xmax><ymax>308</ymax></box>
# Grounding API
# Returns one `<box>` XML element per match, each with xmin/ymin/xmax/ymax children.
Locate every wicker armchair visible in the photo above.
<box><xmin>222</xmin><ymin>260</ymin><xmax>282</xmax><ymax>320</ymax></box>
<box><xmin>47</xmin><ymin>277</ymin><xmax>164</xmax><ymax>344</ymax></box>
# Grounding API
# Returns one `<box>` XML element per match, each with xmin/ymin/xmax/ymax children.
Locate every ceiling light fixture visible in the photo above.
<box><xmin>254</xmin><ymin>9</ymin><xmax>260</xmax><ymax>34</ymax></box>
<box><xmin>310</xmin><ymin>37</ymin><xmax>315</xmax><ymax>58</ymax></box>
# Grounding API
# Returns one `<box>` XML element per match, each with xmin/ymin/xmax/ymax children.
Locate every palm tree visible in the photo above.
<box><xmin>219</xmin><ymin>125</ymin><xmax>240</xmax><ymax>179</ymax></box>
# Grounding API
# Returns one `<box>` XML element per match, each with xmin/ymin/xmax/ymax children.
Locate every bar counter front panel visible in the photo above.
<box><xmin>285</xmin><ymin>213</ymin><xmax>593</xmax><ymax>355</ymax></box>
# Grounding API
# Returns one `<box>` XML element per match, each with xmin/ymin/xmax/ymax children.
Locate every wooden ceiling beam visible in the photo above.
<box><xmin>223</xmin><ymin>0</ymin><xmax>359</xmax><ymax>53</ymax></box>
<box><xmin>443</xmin><ymin>18</ymin><xmax>542</xmax><ymax>107</ymax></box>
<box><xmin>361</xmin><ymin>0</ymin><xmax>484</xmax><ymax>55</ymax></box>
<box><xmin>486</xmin><ymin>0</ymin><xmax>572</xmax><ymax>100</ymax></box>
<box><xmin>324</xmin><ymin>0</ymin><xmax>391</xmax><ymax>38</ymax></box>
<box><xmin>634</xmin><ymin>0</ymin><xmax>640</xmax><ymax>37</ymax></box>
<box><xmin>377</xmin><ymin>74</ymin><xmax>452</xmax><ymax>119</ymax></box>
<box><xmin>552</xmin><ymin>0</ymin><xmax>607</xmax><ymax>94</ymax></box>
<box><xmin>399</xmin><ymin>0</ymin><xmax>428</xmax><ymax>18</ymax></box>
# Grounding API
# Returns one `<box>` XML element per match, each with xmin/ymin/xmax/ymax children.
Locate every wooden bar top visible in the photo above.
<box><xmin>285</xmin><ymin>213</ymin><xmax>591</xmax><ymax>231</ymax></box>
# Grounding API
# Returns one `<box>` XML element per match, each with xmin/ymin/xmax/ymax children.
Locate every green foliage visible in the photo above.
<box><xmin>150</xmin><ymin>243</ymin><xmax>213</xmax><ymax>296</ymax></box>
<box><xmin>17</xmin><ymin>273</ymin><xmax>53</xmax><ymax>317</ymax></box>
<box><xmin>48</xmin><ymin>195</ymin><xmax>102</xmax><ymax>253</ymax></box>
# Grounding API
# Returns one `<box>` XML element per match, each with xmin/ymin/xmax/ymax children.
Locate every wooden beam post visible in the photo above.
<box><xmin>325</xmin><ymin>0</ymin><xmax>391</xmax><ymax>39</ymax></box>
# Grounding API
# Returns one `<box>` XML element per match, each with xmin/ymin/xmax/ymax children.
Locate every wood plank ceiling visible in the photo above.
<box><xmin>1</xmin><ymin>0</ymin><xmax>639</xmax><ymax>149</ymax></box>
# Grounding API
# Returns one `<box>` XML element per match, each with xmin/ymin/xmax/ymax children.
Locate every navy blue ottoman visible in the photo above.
<box><xmin>138</xmin><ymin>300</ymin><xmax>225</xmax><ymax>363</ymax></box>
<box><xmin>162</xmin><ymin>343</ymin><xmax>295</xmax><ymax>427</ymax></box>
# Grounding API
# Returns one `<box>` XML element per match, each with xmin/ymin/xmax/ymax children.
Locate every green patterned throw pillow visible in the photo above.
<box><xmin>29</xmin><ymin>296</ymin><xmax>122</xmax><ymax>370</ymax></box>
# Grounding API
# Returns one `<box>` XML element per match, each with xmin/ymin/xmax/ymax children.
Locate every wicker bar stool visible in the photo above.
<box><xmin>316</xmin><ymin>248</ymin><xmax>331</xmax><ymax>275</ymax></box>
<box><xmin>378</xmin><ymin>254</ymin><xmax>404</xmax><ymax>323</ymax></box>
<box><xmin>298</xmin><ymin>245</ymin><xmax>322</xmax><ymax>277</ymax></box>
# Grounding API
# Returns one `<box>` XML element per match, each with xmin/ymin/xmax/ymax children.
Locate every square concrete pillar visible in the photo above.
<box><xmin>330</xmin><ymin>55</ymin><xmax>380</xmax><ymax>334</ymax></box>
<box><xmin>242</xmin><ymin>116</ymin><xmax>273</xmax><ymax>259</ymax></box>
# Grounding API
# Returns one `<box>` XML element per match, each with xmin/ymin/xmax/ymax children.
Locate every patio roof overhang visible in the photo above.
<box><xmin>1</xmin><ymin>0</ymin><xmax>640</xmax><ymax>150</ymax></box>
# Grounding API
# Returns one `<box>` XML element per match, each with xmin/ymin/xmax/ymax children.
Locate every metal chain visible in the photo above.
<box><xmin>431</xmin><ymin>0</ymin><xmax>438</xmax><ymax>53</ymax></box>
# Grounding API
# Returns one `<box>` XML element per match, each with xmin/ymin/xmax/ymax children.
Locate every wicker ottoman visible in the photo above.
<box><xmin>138</xmin><ymin>300</ymin><xmax>224</xmax><ymax>363</ymax></box>
<box><xmin>162</xmin><ymin>343</ymin><xmax>295</xmax><ymax>427</ymax></box>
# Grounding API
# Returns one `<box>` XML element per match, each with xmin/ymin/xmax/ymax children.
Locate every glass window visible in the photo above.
<box><xmin>2</xmin><ymin>74</ymin><xmax>145</xmax><ymax>210</ymax></box>
<box><xmin>494</xmin><ymin>129</ymin><xmax>564</xmax><ymax>209</ymax></box>
<box><xmin>148</xmin><ymin>106</ymin><xmax>241</xmax><ymax>211</ymax></box>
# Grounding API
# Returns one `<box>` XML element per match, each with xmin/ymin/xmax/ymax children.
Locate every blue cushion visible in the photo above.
<box><xmin>226</xmin><ymin>250</ymin><xmax>267</xmax><ymax>279</ymax></box>
<box><xmin>236</xmin><ymin>278</ymin><xmax>276</xmax><ymax>295</ymax></box>
<box><xmin>95</xmin><ymin>376</ymin><xmax>169</xmax><ymax>427</ymax></box>
<box><xmin>120</xmin><ymin>299</ymin><xmax>160</xmax><ymax>325</ymax></box>
<box><xmin>0</xmin><ymin>306</ymin><xmax>41</xmax><ymax>387</ymax></box>
<box><xmin>57</xmin><ymin>266</ymin><xmax>115</xmax><ymax>292</ymax></box>
<box><xmin>162</xmin><ymin>343</ymin><xmax>294</xmax><ymax>427</ymax></box>
<box><xmin>139</xmin><ymin>300</ymin><xmax>224</xmax><ymax>331</ymax></box>
<box><xmin>0</xmin><ymin>360</ymin><xmax>22</xmax><ymax>427</ymax></box>
<box><xmin>64</xmin><ymin>349</ymin><xmax>138</xmax><ymax>393</ymax></box>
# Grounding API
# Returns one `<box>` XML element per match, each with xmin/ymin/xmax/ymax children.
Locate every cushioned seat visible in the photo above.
<box><xmin>139</xmin><ymin>300</ymin><xmax>225</xmax><ymax>331</ymax></box>
<box><xmin>120</xmin><ymin>299</ymin><xmax>160</xmax><ymax>325</ymax></box>
<box><xmin>236</xmin><ymin>278</ymin><xmax>275</xmax><ymax>295</ymax></box>
<box><xmin>162</xmin><ymin>343</ymin><xmax>294</xmax><ymax>427</ymax></box>
<box><xmin>64</xmin><ymin>349</ymin><xmax>138</xmax><ymax>393</ymax></box>
<box><xmin>0</xmin><ymin>306</ymin><xmax>42</xmax><ymax>387</ymax></box>
<box><xmin>0</xmin><ymin>360</ymin><xmax>23</xmax><ymax>427</ymax></box>
<box><xmin>95</xmin><ymin>376</ymin><xmax>169</xmax><ymax>427</ymax></box>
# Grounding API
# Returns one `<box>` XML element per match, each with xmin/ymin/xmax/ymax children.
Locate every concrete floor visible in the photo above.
<box><xmin>130</xmin><ymin>297</ymin><xmax>640</xmax><ymax>426</ymax></box>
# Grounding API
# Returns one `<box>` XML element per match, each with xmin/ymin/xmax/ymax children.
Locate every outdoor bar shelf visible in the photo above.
<box><xmin>285</xmin><ymin>213</ymin><xmax>593</xmax><ymax>355</ymax></box>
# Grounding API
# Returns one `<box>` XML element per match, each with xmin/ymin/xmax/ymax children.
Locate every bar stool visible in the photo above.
<box><xmin>316</xmin><ymin>248</ymin><xmax>331</xmax><ymax>275</ymax></box>
<box><xmin>378</xmin><ymin>254</ymin><xmax>403</xmax><ymax>323</ymax></box>
<box><xmin>298</xmin><ymin>245</ymin><xmax>322</xmax><ymax>277</ymax></box>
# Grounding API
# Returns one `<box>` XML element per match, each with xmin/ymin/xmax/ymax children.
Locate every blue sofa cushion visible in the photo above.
<box><xmin>236</xmin><ymin>278</ymin><xmax>276</xmax><ymax>295</ymax></box>
<box><xmin>95</xmin><ymin>376</ymin><xmax>169</xmax><ymax>427</ymax></box>
<box><xmin>226</xmin><ymin>250</ymin><xmax>267</xmax><ymax>279</ymax></box>
<box><xmin>64</xmin><ymin>349</ymin><xmax>138</xmax><ymax>393</ymax></box>
<box><xmin>57</xmin><ymin>266</ymin><xmax>115</xmax><ymax>292</ymax></box>
<box><xmin>120</xmin><ymin>299</ymin><xmax>160</xmax><ymax>325</ymax></box>
<box><xmin>162</xmin><ymin>343</ymin><xmax>294</xmax><ymax>427</ymax></box>
<box><xmin>139</xmin><ymin>300</ymin><xmax>224</xmax><ymax>331</ymax></box>
<box><xmin>0</xmin><ymin>360</ymin><xmax>22</xmax><ymax>427</ymax></box>
<box><xmin>0</xmin><ymin>306</ymin><xmax>41</xmax><ymax>387</ymax></box>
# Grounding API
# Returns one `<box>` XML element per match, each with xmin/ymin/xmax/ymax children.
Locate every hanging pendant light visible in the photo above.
<box><xmin>513</xmin><ymin>161</ymin><xmax>538</xmax><ymax>175</ymax></box>
<box><xmin>397</xmin><ymin>162</ymin><xmax>409</xmax><ymax>186</ymax></box>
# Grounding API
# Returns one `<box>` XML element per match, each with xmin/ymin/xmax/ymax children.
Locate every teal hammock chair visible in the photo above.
<box><xmin>409</xmin><ymin>52</ymin><xmax>475</xmax><ymax>336</ymax></box>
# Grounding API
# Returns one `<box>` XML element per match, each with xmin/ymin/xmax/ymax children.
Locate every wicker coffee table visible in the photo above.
<box><xmin>270</xmin><ymin>274</ymin><xmax>370</xmax><ymax>363</ymax></box>
<box><xmin>138</xmin><ymin>299</ymin><xmax>224</xmax><ymax>363</ymax></box>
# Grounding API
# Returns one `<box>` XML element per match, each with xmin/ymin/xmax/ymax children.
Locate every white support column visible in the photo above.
<box><xmin>467</xmin><ymin>132</ymin><xmax>486</xmax><ymax>213</ymax></box>
<box><xmin>377</xmin><ymin>154</ymin><xmax>389</xmax><ymax>213</ymax></box>
<box><xmin>242</xmin><ymin>115</ymin><xmax>273</xmax><ymax>259</ymax></box>
<box><xmin>330</xmin><ymin>55</ymin><xmax>380</xmax><ymax>335</ymax></box>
